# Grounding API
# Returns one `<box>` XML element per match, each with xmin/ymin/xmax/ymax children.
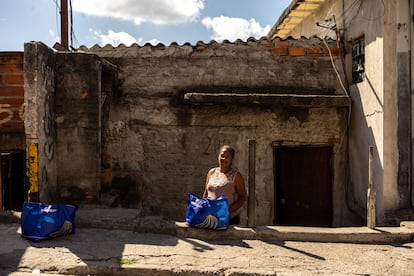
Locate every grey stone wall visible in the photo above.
<box><xmin>78</xmin><ymin>37</ymin><xmax>351</xmax><ymax>225</ymax></box>
<box><xmin>54</xmin><ymin>53</ymin><xmax>103</xmax><ymax>203</ymax></box>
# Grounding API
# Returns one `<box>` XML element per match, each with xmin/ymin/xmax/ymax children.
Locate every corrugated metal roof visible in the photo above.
<box><xmin>269</xmin><ymin>0</ymin><xmax>327</xmax><ymax>39</ymax></box>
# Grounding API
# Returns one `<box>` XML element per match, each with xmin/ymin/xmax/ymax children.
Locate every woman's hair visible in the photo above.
<box><xmin>219</xmin><ymin>145</ymin><xmax>235</xmax><ymax>158</ymax></box>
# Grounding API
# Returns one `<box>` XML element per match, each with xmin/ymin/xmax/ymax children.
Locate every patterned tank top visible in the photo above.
<box><xmin>206</xmin><ymin>167</ymin><xmax>238</xmax><ymax>205</ymax></box>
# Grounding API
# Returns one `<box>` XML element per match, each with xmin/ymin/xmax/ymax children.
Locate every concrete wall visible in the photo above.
<box><xmin>78</xmin><ymin>37</ymin><xmax>351</xmax><ymax>225</ymax></box>
<box><xmin>54</xmin><ymin>52</ymin><xmax>104</xmax><ymax>204</ymax></box>
<box><xmin>396</xmin><ymin>0</ymin><xmax>413</xmax><ymax>210</ymax></box>
<box><xmin>23</xmin><ymin>43</ymin><xmax>119</xmax><ymax>206</ymax></box>
<box><xmin>281</xmin><ymin>0</ymin><xmax>407</xmax><ymax>223</ymax></box>
<box><xmin>24</xmin><ymin>42</ymin><xmax>57</xmax><ymax>202</ymax></box>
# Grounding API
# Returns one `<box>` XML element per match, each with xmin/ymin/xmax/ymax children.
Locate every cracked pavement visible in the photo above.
<box><xmin>1</xmin><ymin>224</ymin><xmax>414</xmax><ymax>275</ymax></box>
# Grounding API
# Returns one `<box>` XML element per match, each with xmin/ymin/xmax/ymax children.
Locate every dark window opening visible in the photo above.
<box><xmin>1</xmin><ymin>151</ymin><xmax>25</xmax><ymax>211</ymax></box>
<box><xmin>274</xmin><ymin>146</ymin><xmax>332</xmax><ymax>227</ymax></box>
<box><xmin>352</xmin><ymin>37</ymin><xmax>365</xmax><ymax>83</ymax></box>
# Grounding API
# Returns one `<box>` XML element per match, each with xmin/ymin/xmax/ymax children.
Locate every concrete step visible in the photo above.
<box><xmin>2</xmin><ymin>207</ymin><xmax>414</xmax><ymax>244</ymax></box>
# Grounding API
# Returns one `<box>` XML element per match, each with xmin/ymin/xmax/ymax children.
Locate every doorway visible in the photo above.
<box><xmin>274</xmin><ymin>146</ymin><xmax>332</xmax><ymax>226</ymax></box>
<box><xmin>0</xmin><ymin>151</ymin><xmax>25</xmax><ymax>211</ymax></box>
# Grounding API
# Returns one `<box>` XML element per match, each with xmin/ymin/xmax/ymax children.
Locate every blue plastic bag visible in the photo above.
<box><xmin>21</xmin><ymin>202</ymin><xmax>78</xmax><ymax>242</ymax></box>
<box><xmin>185</xmin><ymin>193</ymin><xmax>229</xmax><ymax>230</ymax></box>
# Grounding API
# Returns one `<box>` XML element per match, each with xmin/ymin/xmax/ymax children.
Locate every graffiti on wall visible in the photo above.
<box><xmin>0</xmin><ymin>104</ymin><xmax>13</xmax><ymax>124</ymax></box>
<box><xmin>0</xmin><ymin>103</ymin><xmax>24</xmax><ymax>127</ymax></box>
<box><xmin>41</xmin><ymin>64</ymin><xmax>56</xmax><ymax>200</ymax></box>
<box><xmin>201</xmin><ymin>134</ymin><xmax>238</xmax><ymax>155</ymax></box>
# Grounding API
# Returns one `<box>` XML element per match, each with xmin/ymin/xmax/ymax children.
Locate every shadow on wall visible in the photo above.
<box><xmin>100</xmin><ymin>175</ymin><xmax>143</xmax><ymax>209</ymax></box>
<box><xmin>347</xmin><ymin>74</ymin><xmax>384</xmax><ymax>225</ymax></box>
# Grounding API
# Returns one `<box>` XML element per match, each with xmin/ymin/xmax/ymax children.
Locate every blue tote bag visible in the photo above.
<box><xmin>21</xmin><ymin>202</ymin><xmax>78</xmax><ymax>242</ymax></box>
<box><xmin>186</xmin><ymin>193</ymin><xmax>229</xmax><ymax>230</ymax></box>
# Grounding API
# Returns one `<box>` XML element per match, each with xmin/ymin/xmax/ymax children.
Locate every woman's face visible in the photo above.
<box><xmin>218</xmin><ymin>149</ymin><xmax>233</xmax><ymax>168</ymax></box>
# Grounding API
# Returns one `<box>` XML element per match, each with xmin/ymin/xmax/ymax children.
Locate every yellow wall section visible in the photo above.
<box><xmin>28</xmin><ymin>143</ymin><xmax>39</xmax><ymax>193</ymax></box>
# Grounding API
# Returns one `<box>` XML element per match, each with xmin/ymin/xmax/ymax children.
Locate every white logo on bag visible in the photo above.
<box><xmin>196</xmin><ymin>214</ymin><xmax>218</xmax><ymax>229</ymax></box>
<box><xmin>41</xmin><ymin>205</ymin><xmax>57</xmax><ymax>213</ymax></box>
<box><xmin>191</xmin><ymin>201</ymin><xmax>204</xmax><ymax>208</ymax></box>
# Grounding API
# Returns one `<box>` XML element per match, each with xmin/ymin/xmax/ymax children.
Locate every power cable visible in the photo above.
<box><xmin>52</xmin><ymin>0</ymin><xmax>61</xmax><ymax>44</ymax></box>
<box><xmin>69</xmin><ymin>0</ymin><xmax>73</xmax><ymax>49</ymax></box>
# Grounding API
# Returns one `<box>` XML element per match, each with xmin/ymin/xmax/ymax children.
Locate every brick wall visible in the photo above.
<box><xmin>0</xmin><ymin>52</ymin><xmax>24</xmax><ymax>133</ymax></box>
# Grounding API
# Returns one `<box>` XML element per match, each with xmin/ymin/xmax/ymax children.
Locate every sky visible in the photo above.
<box><xmin>0</xmin><ymin>0</ymin><xmax>292</xmax><ymax>51</ymax></box>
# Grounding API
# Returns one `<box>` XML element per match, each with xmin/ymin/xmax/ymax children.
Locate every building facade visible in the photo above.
<box><xmin>0</xmin><ymin>35</ymin><xmax>357</xmax><ymax>226</ymax></box>
<box><xmin>269</xmin><ymin>0</ymin><xmax>414</xmax><ymax>224</ymax></box>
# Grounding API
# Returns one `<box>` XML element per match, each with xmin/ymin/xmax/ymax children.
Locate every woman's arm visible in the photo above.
<box><xmin>202</xmin><ymin>168</ymin><xmax>215</xmax><ymax>198</ymax></box>
<box><xmin>230</xmin><ymin>172</ymin><xmax>247</xmax><ymax>214</ymax></box>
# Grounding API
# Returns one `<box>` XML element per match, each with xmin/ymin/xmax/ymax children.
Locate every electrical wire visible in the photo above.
<box><xmin>52</xmin><ymin>0</ymin><xmax>61</xmax><ymax>44</ymax></box>
<box><xmin>68</xmin><ymin>0</ymin><xmax>80</xmax><ymax>49</ymax></box>
<box><xmin>70</xmin><ymin>0</ymin><xmax>73</xmax><ymax>49</ymax></box>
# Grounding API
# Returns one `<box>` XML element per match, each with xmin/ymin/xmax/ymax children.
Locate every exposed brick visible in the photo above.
<box><xmin>328</xmin><ymin>47</ymin><xmax>340</xmax><ymax>56</ymax></box>
<box><xmin>275</xmin><ymin>41</ymin><xmax>289</xmax><ymax>48</ymax></box>
<box><xmin>0</xmin><ymin>86</ymin><xmax>24</xmax><ymax>97</ymax></box>
<box><xmin>271</xmin><ymin>47</ymin><xmax>289</xmax><ymax>55</ymax></box>
<box><xmin>12</xmin><ymin>86</ymin><xmax>24</xmax><ymax>96</ymax></box>
<box><xmin>0</xmin><ymin>74</ymin><xmax>24</xmax><ymax>85</ymax></box>
<box><xmin>261</xmin><ymin>42</ymin><xmax>274</xmax><ymax>48</ymax></box>
<box><xmin>288</xmin><ymin>47</ymin><xmax>306</xmax><ymax>56</ymax></box>
<box><xmin>0</xmin><ymin>98</ymin><xmax>24</xmax><ymax>107</ymax></box>
<box><xmin>0</xmin><ymin>53</ymin><xmax>23</xmax><ymax>64</ymax></box>
<box><xmin>0</xmin><ymin>87</ymin><xmax>11</xmax><ymax>96</ymax></box>
<box><xmin>305</xmin><ymin>47</ymin><xmax>326</xmax><ymax>56</ymax></box>
<box><xmin>0</xmin><ymin>63</ymin><xmax>23</xmax><ymax>73</ymax></box>
<box><xmin>0</xmin><ymin>121</ymin><xmax>24</xmax><ymax>132</ymax></box>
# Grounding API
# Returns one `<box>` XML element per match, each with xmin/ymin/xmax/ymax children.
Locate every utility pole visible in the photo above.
<box><xmin>60</xmin><ymin>0</ymin><xmax>68</xmax><ymax>49</ymax></box>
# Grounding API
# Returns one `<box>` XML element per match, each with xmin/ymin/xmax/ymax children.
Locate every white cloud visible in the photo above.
<box><xmin>48</xmin><ymin>29</ymin><xmax>60</xmax><ymax>44</ymax></box>
<box><xmin>73</xmin><ymin>0</ymin><xmax>204</xmax><ymax>25</ymax></box>
<box><xmin>144</xmin><ymin>38</ymin><xmax>162</xmax><ymax>45</ymax></box>
<box><xmin>99</xmin><ymin>30</ymin><xmax>138</xmax><ymax>46</ymax></box>
<box><xmin>202</xmin><ymin>16</ymin><xmax>271</xmax><ymax>42</ymax></box>
<box><xmin>91</xmin><ymin>29</ymin><xmax>160</xmax><ymax>46</ymax></box>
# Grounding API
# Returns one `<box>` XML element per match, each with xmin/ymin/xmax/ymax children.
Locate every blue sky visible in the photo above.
<box><xmin>0</xmin><ymin>0</ymin><xmax>291</xmax><ymax>51</ymax></box>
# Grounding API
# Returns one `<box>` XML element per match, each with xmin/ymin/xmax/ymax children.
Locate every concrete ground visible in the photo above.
<box><xmin>1</xmin><ymin>208</ymin><xmax>414</xmax><ymax>275</ymax></box>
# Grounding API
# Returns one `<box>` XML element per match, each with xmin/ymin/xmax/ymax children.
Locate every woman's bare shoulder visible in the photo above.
<box><xmin>208</xmin><ymin>167</ymin><xmax>217</xmax><ymax>175</ymax></box>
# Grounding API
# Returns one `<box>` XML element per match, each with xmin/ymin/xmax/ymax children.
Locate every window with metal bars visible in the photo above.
<box><xmin>352</xmin><ymin>37</ymin><xmax>365</xmax><ymax>83</ymax></box>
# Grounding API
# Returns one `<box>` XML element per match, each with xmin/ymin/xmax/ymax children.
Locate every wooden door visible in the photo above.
<box><xmin>274</xmin><ymin>146</ymin><xmax>332</xmax><ymax>226</ymax></box>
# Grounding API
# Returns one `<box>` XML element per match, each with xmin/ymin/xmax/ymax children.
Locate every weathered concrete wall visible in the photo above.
<box><xmin>279</xmin><ymin>0</ymin><xmax>405</xmax><ymax>224</ymax></box>
<box><xmin>24</xmin><ymin>42</ymin><xmax>57</xmax><ymax>202</ymax></box>
<box><xmin>0</xmin><ymin>52</ymin><xmax>25</xmax><ymax>151</ymax></box>
<box><xmin>395</xmin><ymin>0</ymin><xmax>411</xmax><ymax>211</ymax></box>
<box><xmin>54</xmin><ymin>53</ymin><xmax>104</xmax><ymax>204</ymax></box>
<box><xmin>79</xmin><ymin>37</ymin><xmax>351</xmax><ymax>225</ymax></box>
